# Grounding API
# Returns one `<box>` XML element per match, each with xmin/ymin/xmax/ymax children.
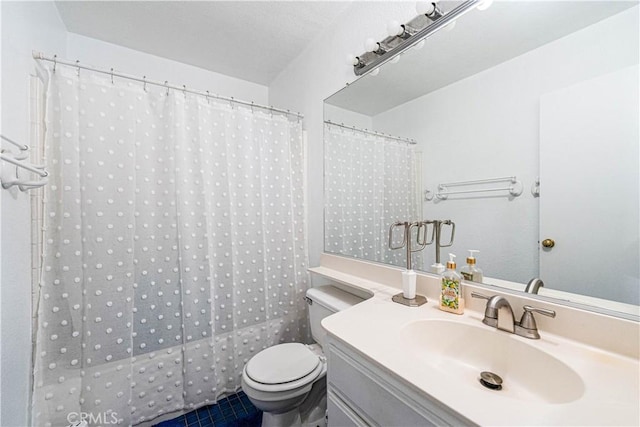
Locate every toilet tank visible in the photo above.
<box><xmin>305</xmin><ymin>285</ymin><xmax>364</xmax><ymax>349</ymax></box>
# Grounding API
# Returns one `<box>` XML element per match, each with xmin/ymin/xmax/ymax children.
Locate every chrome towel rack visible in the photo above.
<box><xmin>1</xmin><ymin>134</ymin><xmax>48</xmax><ymax>191</ymax></box>
<box><xmin>388</xmin><ymin>221</ymin><xmax>429</xmax><ymax>270</ymax></box>
<box><xmin>435</xmin><ymin>176</ymin><xmax>523</xmax><ymax>200</ymax></box>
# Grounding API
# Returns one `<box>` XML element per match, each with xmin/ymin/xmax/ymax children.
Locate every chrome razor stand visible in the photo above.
<box><xmin>425</xmin><ymin>219</ymin><xmax>455</xmax><ymax>273</ymax></box>
<box><xmin>388</xmin><ymin>221</ymin><xmax>431</xmax><ymax>307</ymax></box>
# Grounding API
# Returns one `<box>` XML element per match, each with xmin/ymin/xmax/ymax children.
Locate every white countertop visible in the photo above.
<box><xmin>321</xmin><ymin>278</ymin><xmax>640</xmax><ymax>426</ymax></box>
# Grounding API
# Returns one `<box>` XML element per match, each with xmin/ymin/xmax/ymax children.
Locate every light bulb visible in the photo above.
<box><xmin>477</xmin><ymin>0</ymin><xmax>493</xmax><ymax>11</ymax></box>
<box><xmin>364</xmin><ymin>38</ymin><xmax>379</xmax><ymax>53</ymax></box>
<box><xmin>346</xmin><ymin>54</ymin><xmax>359</xmax><ymax>67</ymax></box>
<box><xmin>416</xmin><ymin>1</ymin><xmax>436</xmax><ymax>16</ymax></box>
<box><xmin>370</xmin><ymin>68</ymin><xmax>380</xmax><ymax>76</ymax></box>
<box><xmin>414</xmin><ymin>39</ymin><xmax>426</xmax><ymax>50</ymax></box>
<box><xmin>386</xmin><ymin>20</ymin><xmax>403</xmax><ymax>37</ymax></box>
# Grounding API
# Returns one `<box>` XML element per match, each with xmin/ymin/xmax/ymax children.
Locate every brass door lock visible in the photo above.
<box><xmin>542</xmin><ymin>238</ymin><xmax>555</xmax><ymax>248</ymax></box>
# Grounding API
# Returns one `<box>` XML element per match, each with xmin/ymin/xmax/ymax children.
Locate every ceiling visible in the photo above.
<box><xmin>55</xmin><ymin>1</ymin><xmax>353</xmax><ymax>85</ymax></box>
<box><xmin>326</xmin><ymin>1</ymin><xmax>638</xmax><ymax>116</ymax></box>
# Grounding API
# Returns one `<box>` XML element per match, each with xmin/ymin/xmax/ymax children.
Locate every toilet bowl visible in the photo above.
<box><xmin>241</xmin><ymin>343</ymin><xmax>327</xmax><ymax>426</ymax></box>
<box><xmin>241</xmin><ymin>285</ymin><xmax>364</xmax><ymax>427</ymax></box>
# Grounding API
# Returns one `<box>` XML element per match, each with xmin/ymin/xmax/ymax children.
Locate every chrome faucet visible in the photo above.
<box><xmin>524</xmin><ymin>278</ymin><xmax>544</xmax><ymax>294</ymax></box>
<box><xmin>471</xmin><ymin>293</ymin><xmax>515</xmax><ymax>333</ymax></box>
<box><xmin>471</xmin><ymin>292</ymin><xmax>556</xmax><ymax>339</ymax></box>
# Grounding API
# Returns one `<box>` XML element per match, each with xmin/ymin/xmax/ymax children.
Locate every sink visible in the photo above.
<box><xmin>399</xmin><ymin>319</ymin><xmax>585</xmax><ymax>404</ymax></box>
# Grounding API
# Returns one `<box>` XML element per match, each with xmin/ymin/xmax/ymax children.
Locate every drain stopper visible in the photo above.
<box><xmin>479</xmin><ymin>371</ymin><xmax>503</xmax><ymax>390</ymax></box>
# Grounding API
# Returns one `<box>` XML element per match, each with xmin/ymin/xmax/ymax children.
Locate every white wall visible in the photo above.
<box><xmin>1</xmin><ymin>2</ymin><xmax>67</xmax><ymax>426</ymax></box>
<box><xmin>372</xmin><ymin>7</ymin><xmax>638</xmax><ymax>284</ymax></box>
<box><xmin>66</xmin><ymin>33</ymin><xmax>268</xmax><ymax>105</ymax></box>
<box><xmin>268</xmin><ymin>1</ymin><xmax>418</xmax><ymax>268</ymax></box>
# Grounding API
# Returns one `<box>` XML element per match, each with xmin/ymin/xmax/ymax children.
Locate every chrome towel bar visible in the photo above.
<box><xmin>435</xmin><ymin>176</ymin><xmax>523</xmax><ymax>200</ymax></box>
<box><xmin>1</xmin><ymin>134</ymin><xmax>48</xmax><ymax>191</ymax></box>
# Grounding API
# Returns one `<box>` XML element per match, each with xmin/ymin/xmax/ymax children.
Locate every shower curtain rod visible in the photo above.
<box><xmin>32</xmin><ymin>51</ymin><xmax>304</xmax><ymax>119</ymax></box>
<box><xmin>325</xmin><ymin>120</ymin><xmax>417</xmax><ymax>145</ymax></box>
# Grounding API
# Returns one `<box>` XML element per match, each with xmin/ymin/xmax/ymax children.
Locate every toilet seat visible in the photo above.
<box><xmin>243</xmin><ymin>343</ymin><xmax>324</xmax><ymax>393</ymax></box>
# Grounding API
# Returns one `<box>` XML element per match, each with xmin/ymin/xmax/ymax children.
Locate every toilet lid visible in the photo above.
<box><xmin>245</xmin><ymin>343</ymin><xmax>320</xmax><ymax>385</ymax></box>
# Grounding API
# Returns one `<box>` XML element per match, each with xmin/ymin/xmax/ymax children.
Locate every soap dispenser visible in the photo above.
<box><xmin>440</xmin><ymin>253</ymin><xmax>464</xmax><ymax>314</ymax></box>
<box><xmin>461</xmin><ymin>249</ymin><xmax>483</xmax><ymax>283</ymax></box>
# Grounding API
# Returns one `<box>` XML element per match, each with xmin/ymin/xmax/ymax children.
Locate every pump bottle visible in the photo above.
<box><xmin>460</xmin><ymin>249</ymin><xmax>483</xmax><ymax>283</ymax></box>
<box><xmin>440</xmin><ymin>253</ymin><xmax>464</xmax><ymax>314</ymax></box>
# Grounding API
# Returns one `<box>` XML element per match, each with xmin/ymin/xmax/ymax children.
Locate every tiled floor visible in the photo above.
<box><xmin>154</xmin><ymin>391</ymin><xmax>262</xmax><ymax>427</ymax></box>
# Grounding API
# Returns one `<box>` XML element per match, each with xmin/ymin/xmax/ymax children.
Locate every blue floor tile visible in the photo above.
<box><xmin>152</xmin><ymin>391</ymin><xmax>262</xmax><ymax>427</ymax></box>
<box><xmin>154</xmin><ymin>418</ymin><xmax>186</xmax><ymax>427</ymax></box>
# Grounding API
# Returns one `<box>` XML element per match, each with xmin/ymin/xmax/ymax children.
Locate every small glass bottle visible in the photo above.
<box><xmin>461</xmin><ymin>249</ymin><xmax>484</xmax><ymax>283</ymax></box>
<box><xmin>440</xmin><ymin>253</ymin><xmax>464</xmax><ymax>314</ymax></box>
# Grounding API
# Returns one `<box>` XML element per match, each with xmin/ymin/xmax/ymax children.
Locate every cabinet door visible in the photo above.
<box><xmin>327</xmin><ymin>391</ymin><xmax>369</xmax><ymax>427</ymax></box>
<box><xmin>328</xmin><ymin>342</ymin><xmax>467</xmax><ymax>426</ymax></box>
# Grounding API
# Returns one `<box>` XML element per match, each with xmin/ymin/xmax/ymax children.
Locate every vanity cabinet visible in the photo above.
<box><xmin>326</xmin><ymin>338</ymin><xmax>473</xmax><ymax>427</ymax></box>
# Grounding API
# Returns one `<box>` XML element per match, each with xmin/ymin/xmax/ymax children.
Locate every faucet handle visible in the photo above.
<box><xmin>523</xmin><ymin>305</ymin><xmax>556</xmax><ymax>318</ymax></box>
<box><xmin>517</xmin><ymin>305</ymin><xmax>556</xmax><ymax>339</ymax></box>
<box><xmin>471</xmin><ymin>291</ymin><xmax>490</xmax><ymax>301</ymax></box>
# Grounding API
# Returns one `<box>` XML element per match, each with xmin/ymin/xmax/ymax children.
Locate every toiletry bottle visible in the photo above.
<box><xmin>440</xmin><ymin>253</ymin><xmax>464</xmax><ymax>314</ymax></box>
<box><xmin>461</xmin><ymin>249</ymin><xmax>483</xmax><ymax>283</ymax></box>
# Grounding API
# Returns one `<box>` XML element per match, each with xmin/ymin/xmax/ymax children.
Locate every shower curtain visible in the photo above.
<box><xmin>32</xmin><ymin>67</ymin><xmax>309</xmax><ymax>426</ymax></box>
<box><xmin>324</xmin><ymin>122</ymin><xmax>422</xmax><ymax>269</ymax></box>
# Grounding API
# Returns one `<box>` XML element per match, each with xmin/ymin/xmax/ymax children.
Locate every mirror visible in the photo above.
<box><xmin>323</xmin><ymin>1</ymin><xmax>639</xmax><ymax>316</ymax></box>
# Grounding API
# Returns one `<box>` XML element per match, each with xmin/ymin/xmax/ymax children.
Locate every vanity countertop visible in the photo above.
<box><xmin>319</xmin><ymin>271</ymin><xmax>640</xmax><ymax>426</ymax></box>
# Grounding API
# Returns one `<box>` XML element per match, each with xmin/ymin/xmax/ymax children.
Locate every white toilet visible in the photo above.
<box><xmin>241</xmin><ymin>285</ymin><xmax>364</xmax><ymax>427</ymax></box>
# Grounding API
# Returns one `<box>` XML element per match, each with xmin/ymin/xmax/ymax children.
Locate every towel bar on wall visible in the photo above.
<box><xmin>435</xmin><ymin>176</ymin><xmax>523</xmax><ymax>200</ymax></box>
<box><xmin>1</xmin><ymin>134</ymin><xmax>48</xmax><ymax>191</ymax></box>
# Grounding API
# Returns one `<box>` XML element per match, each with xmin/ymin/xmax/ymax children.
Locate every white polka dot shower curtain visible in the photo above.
<box><xmin>32</xmin><ymin>67</ymin><xmax>309</xmax><ymax>426</ymax></box>
<box><xmin>324</xmin><ymin>122</ymin><xmax>422</xmax><ymax>269</ymax></box>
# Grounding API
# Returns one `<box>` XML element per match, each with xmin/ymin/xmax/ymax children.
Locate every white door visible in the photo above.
<box><xmin>539</xmin><ymin>66</ymin><xmax>639</xmax><ymax>304</ymax></box>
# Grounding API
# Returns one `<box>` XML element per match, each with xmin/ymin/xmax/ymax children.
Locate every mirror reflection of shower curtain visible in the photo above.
<box><xmin>324</xmin><ymin>122</ymin><xmax>422</xmax><ymax>269</ymax></box>
<box><xmin>32</xmin><ymin>67</ymin><xmax>309</xmax><ymax>426</ymax></box>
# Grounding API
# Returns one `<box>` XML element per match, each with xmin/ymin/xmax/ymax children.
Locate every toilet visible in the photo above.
<box><xmin>241</xmin><ymin>285</ymin><xmax>364</xmax><ymax>427</ymax></box>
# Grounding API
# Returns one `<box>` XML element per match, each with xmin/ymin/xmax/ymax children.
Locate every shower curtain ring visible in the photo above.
<box><xmin>165</xmin><ymin>81</ymin><xmax>169</xmax><ymax>96</ymax></box>
<box><xmin>143</xmin><ymin>76</ymin><xmax>147</xmax><ymax>92</ymax></box>
<box><xmin>183</xmin><ymin>85</ymin><xmax>187</xmax><ymax>98</ymax></box>
<box><xmin>53</xmin><ymin>55</ymin><xmax>57</xmax><ymax>73</ymax></box>
<box><xmin>250</xmin><ymin>101</ymin><xmax>254</xmax><ymax>113</ymax></box>
<box><xmin>76</xmin><ymin>60</ymin><xmax>80</xmax><ymax>77</ymax></box>
<box><xmin>110</xmin><ymin>68</ymin><xmax>114</xmax><ymax>84</ymax></box>
<box><xmin>206</xmin><ymin>91</ymin><xmax>210</xmax><ymax>104</ymax></box>
<box><xmin>230</xmin><ymin>96</ymin><xmax>234</xmax><ymax>109</ymax></box>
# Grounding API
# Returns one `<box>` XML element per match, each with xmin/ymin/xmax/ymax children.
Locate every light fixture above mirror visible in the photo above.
<box><xmin>349</xmin><ymin>0</ymin><xmax>493</xmax><ymax>76</ymax></box>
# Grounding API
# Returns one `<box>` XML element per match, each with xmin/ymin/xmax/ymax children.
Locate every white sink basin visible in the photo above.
<box><xmin>399</xmin><ymin>319</ymin><xmax>585</xmax><ymax>404</ymax></box>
